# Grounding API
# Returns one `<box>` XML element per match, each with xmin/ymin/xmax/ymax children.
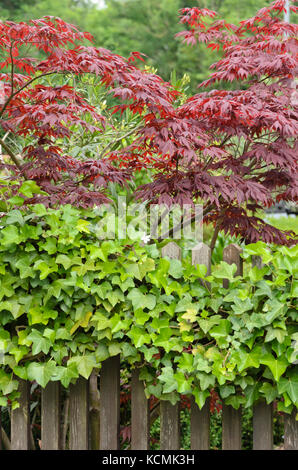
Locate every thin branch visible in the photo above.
<box><xmin>156</xmin><ymin>203</ymin><xmax>214</xmax><ymax>242</ymax></box>
<box><xmin>9</xmin><ymin>41</ymin><xmax>16</xmax><ymax>99</ymax></box>
<box><xmin>1</xmin><ymin>427</ymin><xmax>11</xmax><ymax>450</ymax></box>
<box><xmin>98</xmin><ymin>123</ymin><xmax>143</xmax><ymax>159</ymax></box>
<box><xmin>2</xmin><ymin>131</ymin><xmax>10</xmax><ymax>141</ymax></box>
<box><xmin>0</xmin><ymin>137</ymin><xmax>21</xmax><ymax>167</ymax></box>
<box><xmin>0</xmin><ymin>71</ymin><xmax>67</xmax><ymax>119</ymax></box>
<box><xmin>210</xmin><ymin>218</ymin><xmax>222</xmax><ymax>253</ymax></box>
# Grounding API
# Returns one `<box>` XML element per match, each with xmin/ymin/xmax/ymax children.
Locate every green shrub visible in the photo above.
<box><xmin>0</xmin><ymin>200</ymin><xmax>297</xmax><ymax>417</ymax></box>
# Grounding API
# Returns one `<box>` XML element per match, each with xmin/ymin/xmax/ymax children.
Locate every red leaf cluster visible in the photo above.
<box><xmin>0</xmin><ymin>2</ymin><xmax>297</xmax><ymax>245</ymax></box>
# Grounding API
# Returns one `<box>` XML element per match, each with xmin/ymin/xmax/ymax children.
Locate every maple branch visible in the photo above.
<box><xmin>9</xmin><ymin>41</ymin><xmax>15</xmax><ymax>98</ymax></box>
<box><xmin>0</xmin><ymin>137</ymin><xmax>21</xmax><ymax>167</ymax></box>
<box><xmin>202</xmin><ymin>135</ymin><xmax>231</xmax><ymax>171</ymax></box>
<box><xmin>98</xmin><ymin>123</ymin><xmax>144</xmax><ymax>159</ymax></box>
<box><xmin>156</xmin><ymin>203</ymin><xmax>214</xmax><ymax>242</ymax></box>
<box><xmin>210</xmin><ymin>219</ymin><xmax>221</xmax><ymax>253</ymax></box>
<box><xmin>0</xmin><ymin>71</ymin><xmax>68</xmax><ymax>119</ymax></box>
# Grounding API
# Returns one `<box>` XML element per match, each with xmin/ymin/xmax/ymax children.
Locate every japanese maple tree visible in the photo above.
<box><xmin>0</xmin><ymin>0</ymin><xmax>297</xmax><ymax>246</ymax></box>
<box><xmin>0</xmin><ymin>17</ymin><xmax>177</xmax><ymax>206</ymax></box>
<box><xmin>134</xmin><ymin>0</ymin><xmax>298</xmax><ymax>246</ymax></box>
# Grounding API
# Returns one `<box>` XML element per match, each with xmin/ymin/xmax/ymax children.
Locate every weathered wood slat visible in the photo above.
<box><xmin>223</xmin><ymin>243</ymin><xmax>243</xmax><ymax>288</ymax></box>
<box><xmin>131</xmin><ymin>368</ymin><xmax>150</xmax><ymax>450</ymax></box>
<box><xmin>69</xmin><ymin>377</ymin><xmax>89</xmax><ymax>450</ymax></box>
<box><xmin>222</xmin><ymin>404</ymin><xmax>242</xmax><ymax>450</ymax></box>
<box><xmin>191</xmin><ymin>397</ymin><xmax>210</xmax><ymax>450</ymax></box>
<box><xmin>192</xmin><ymin>242</ymin><xmax>211</xmax><ymax>276</ymax></box>
<box><xmin>41</xmin><ymin>382</ymin><xmax>61</xmax><ymax>450</ymax></box>
<box><xmin>89</xmin><ymin>370</ymin><xmax>100</xmax><ymax>450</ymax></box>
<box><xmin>191</xmin><ymin>242</ymin><xmax>211</xmax><ymax>449</ymax></box>
<box><xmin>160</xmin><ymin>242</ymin><xmax>181</xmax><ymax>450</ymax></box>
<box><xmin>11</xmin><ymin>379</ymin><xmax>30</xmax><ymax>450</ymax></box>
<box><xmin>253</xmin><ymin>402</ymin><xmax>273</xmax><ymax>450</ymax></box>
<box><xmin>161</xmin><ymin>241</ymin><xmax>181</xmax><ymax>260</ymax></box>
<box><xmin>160</xmin><ymin>401</ymin><xmax>180</xmax><ymax>450</ymax></box>
<box><xmin>284</xmin><ymin>408</ymin><xmax>298</xmax><ymax>450</ymax></box>
<box><xmin>0</xmin><ymin>406</ymin><xmax>2</xmax><ymax>450</ymax></box>
<box><xmin>222</xmin><ymin>244</ymin><xmax>243</xmax><ymax>450</ymax></box>
<box><xmin>100</xmin><ymin>355</ymin><xmax>120</xmax><ymax>450</ymax></box>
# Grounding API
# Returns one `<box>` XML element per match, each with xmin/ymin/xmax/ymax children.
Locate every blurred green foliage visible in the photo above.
<box><xmin>3</xmin><ymin>0</ymin><xmax>295</xmax><ymax>93</ymax></box>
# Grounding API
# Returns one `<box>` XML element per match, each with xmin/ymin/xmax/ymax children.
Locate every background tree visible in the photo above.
<box><xmin>4</xmin><ymin>0</ymin><xmax>289</xmax><ymax>93</ymax></box>
<box><xmin>0</xmin><ymin>1</ymin><xmax>297</xmax><ymax>247</ymax></box>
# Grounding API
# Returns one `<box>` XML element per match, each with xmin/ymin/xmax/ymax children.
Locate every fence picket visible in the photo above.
<box><xmin>41</xmin><ymin>382</ymin><xmax>61</xmax><ymax>450</ymax></box>
<box><xmin>160</xmin><ymin>401</ymin><xmax>180</xmax><ymax>450</ymax></box>
<box><xmin>191</xmin><ymin>397</ymin><xmax>210</xmax><ymax>450</ymax></box>
<box><xmin>191</xmin><ymin>242</ymin><xmax>211</xmax><ymax>449</ymax></box>
<box><xmin>11</xmin><ymin>379</ymin><xmax>30</xmax><ymax>450</ymax></box>
<box><xmin>131</xmin><ymin>368</ymin><xmax>150</xmax><ymax>450</ymax></box>
<box><xmin>89</xmin><ymin>370</ymin><xmax>100</xmax><ymax>450</ymax></box>
<box><xmin>284</xmin><ymin>408</ymin><xmax>298</xmax><ymax>450</ymax></box>
<box><xmin>161</xmin><ymin>241</ymin><xmax>181</xmax><ymax>260</ymax></box>
<box><xmin>160</xmin><ymin>241</ymin><xmax>181</xmax><ymax>450</ymax></box>
<box><xmin>222</xmin><ymin>404</ymin><xmax>242</xmax><ymax>450</ymax></box>
<box><xmin>100</xmin><ymin>355</ymin><xmax>120</xmax><ymax>450</ymax></box>
<box><xmin>69</xmin><ymin>377</ymin><xmax>89</xmax><ymax>450</ymax></box>
<box><xmin>253</xmin><ymin>401</ymin><xmax>273</xmax><ymax>450</ymax></box>
<box><xmin>222</xmin><ymin>244</ymin><xmax>243</xmax><ymax>450</ymax></box>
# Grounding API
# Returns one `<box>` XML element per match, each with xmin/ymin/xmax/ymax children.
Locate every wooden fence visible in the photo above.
<box><xmin>1</xmin><ymin>242</ymin><xmax>298</xmax><ymax>450</ymax></box>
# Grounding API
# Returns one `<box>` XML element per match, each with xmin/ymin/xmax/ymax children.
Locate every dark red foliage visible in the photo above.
<box><xmin>0</xmin><ymin>3</ymin><xmax>297</xmax><ymax>245</ymax></box>
<box><xmin>132</xmin><ymin>0</ymin><xmax>298</xmax><ymax>245</ymax></box>
<box><xmin>0</xmin><ymin>17</ymin><xmax>176</xmax><ymax>208</ymax></box>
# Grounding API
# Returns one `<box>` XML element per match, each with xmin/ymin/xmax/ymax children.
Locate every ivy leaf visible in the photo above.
<box><xmin>219</xmin><ymin>384</ymin><xmax>235</xmax><ymax>399</ymax></box>
<box><xmin>68</xmin><ymin>354</ymin><xmax>96</xmax><ymax>379</ymax></box>
<box><xmin>224</xmin><ymin>395</ymin><xmax>246</xmax><ymax>410</ymax></box>
<box><xmin>196</xmin><ymin>372</ymin><xmax>215</xmax><ymax>390</ymax></box>
<box><xmin>243</xmin><ymin>242</ymin><xmax>272</xmax><ymax>263</ymax></box>
<box><xmin>95</xmin><ymin>344</ymin><xmax>109</xmax><ymax>362</ymax></box>
<box><xmin>181</xmin><ymin>309</ymin><xmax>197</xmax><ymax>323</ymax></box>
<box><xmin>231</xmin><ymin>297</ymin><xmax>253</xmax><ymax>315</ymax></box>
<box><xmin>168</xmin><ymin>259</ymin><xmax>183</xmax><ymax>279</ymax></box>
<box><xmin>177</xmin><ymin>352</ymin><xmax>194</xmax><ymax>373</ymax></box>
<box><xmin>158</xmin><ymin>367</ymin><xmax>177</xmax><ymax>394</ymax></box>
<box><xmin>0</xmin><ymin>371</ymin><xmax>19</xmax><ymax>395</ymax></box>
<box><xmin>260</xmin><ymin>354</ymin><xmax>288</xmax><ymax>381</ymax></box>
<box><xmin>263</xmin><ymin>298</ymin><xmax>285</xmax><ymax>323</ymax></box>
<box><xmin>27</xmin><ymin>361</ymin><xmax>56</xmax><ymax>388</ymax></box>
<box><xmin>33</xmin><ymin>260</ymin><xmax>58</xmax><ymax>280</ymax></box>
<box><xmin>277</xmin><ymin>375</ymin><xmax>298</xmax><ymax>406</ymax></box>
<box><xmin>209</xmin><ymin>320</ymin><xmax>231</xmax><ymax>345</ymax></box>
<box><xmin>27</xmin><ymin>329</ymin><xmax>52</xmax><ymax>355</ymax></box>
<box><xmin>0</xmin><ymin>225</ymin><xmax>20</xmax><ymax>245</ymax></box>
<box><xmin>193</xmin><ymin>389</ymin><xmax>210</xmax><ymax>409</ymax></box>
<box><xmin>108</xmin><ymin>342</ymin><xmax>122</xmax><ymax>357</ymax></box>
<box><xmin>198</xmin><ymin>316</ymin><xmax>221</xmax><ymax>334</ymax></box>
<box><xmin>15</xmin><ymin>255</ymin><xmax>35</xmax><ymax>279</ymax></box>
<box><xmin>154</xmin><ymin>328</ymin><xmax>173</xmax><ymax>353</ymax></box>
<box><xmin>127</xmin><ymin>288</ymin><xmax>156</xmax><ymax>311</ymax></box>
<box><xmin>265</xmin><ymin>327</ymin><xmax>287</xmax><ymax>344</ymax></box>
<box><xmin>233</xmin><ymin>346</ymin><xmax>262</xmax><ymax>373</ymax></box>
<box><xmin>212</xmin><ymin>262</ymin><xmax>237</xmax><ymax>281</ymax></box>
<box><xmin>52</xmin><ymin>363</ymin><xmax>79</xmax><ymax>388</ymax></box>
<box><xmin>244</xmin><ymin>384</ymin><xmax>259</xmax><ymax>408</ymax></box>
<box><xmin>128</xmin><ymin>326</ymin><xmax>151</xmax><ymax>348</ymax></box>
<box><xmin>174</xmin><ymin>371</ymin><xmax>193</xmax><ymax>393</ymax></box>
<box><xmin>259</xmin><ymin>382</ymin><xmax>278</xmax><ymax>404</ymax></box>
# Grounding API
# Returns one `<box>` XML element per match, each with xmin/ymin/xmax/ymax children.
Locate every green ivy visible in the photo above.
<box><xmin>0</xmin><ymin>199</ymin><xmax>297</xmax><ymax>415</ymax></box>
